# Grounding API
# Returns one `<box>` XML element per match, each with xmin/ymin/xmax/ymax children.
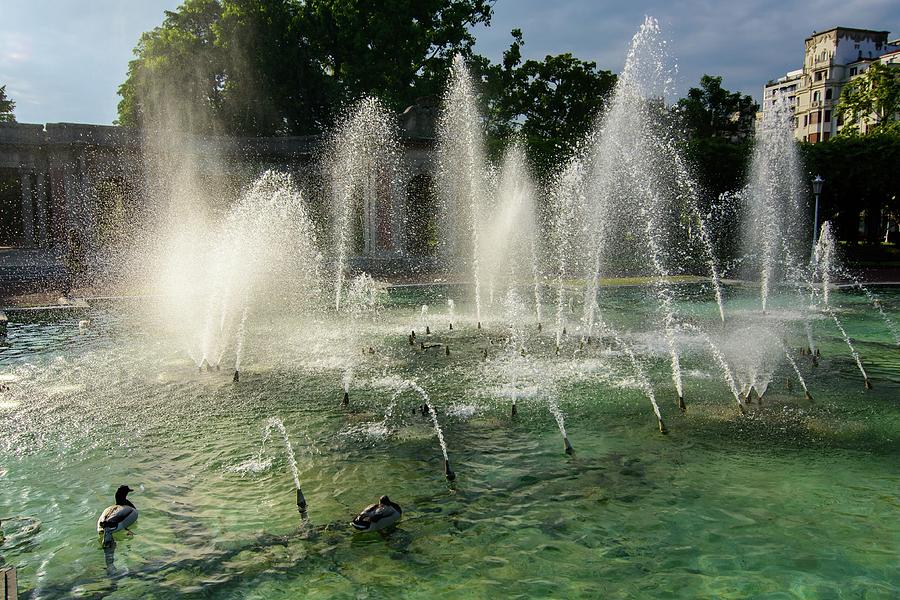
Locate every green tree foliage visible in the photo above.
<box><xmin>0</xmin><ymin>85</ymin><xmax>16</xmax><ymax>123</ymax></box>
<box><xmin>801</xmin><ymin>131</ymin><xmax>900</xmax><ymax>243</ymax></box>
<box><xmin>117</xmin><ymin>0</ymin><xmax>494</xmax><ymax>135</ymax></box>
<box><xmin>836</xmin><ymin>62</ymin><xmax>900</xmax><ymax>136</ymax></box>
<box><xmin>675</xmin><ymin>75</ymin><xmax>758</xmax><ymax>140</ymax></box>
<box><xmin>470</xmin><ymin>29</ymin><xmax>616</xmax><ymax>172</ymax></box>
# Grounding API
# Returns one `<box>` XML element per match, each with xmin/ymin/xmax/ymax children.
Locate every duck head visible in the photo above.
<box><xmin>114</xmin><ymin>485</ymin><xmax>134</xmax><ymax>504</ymax></box>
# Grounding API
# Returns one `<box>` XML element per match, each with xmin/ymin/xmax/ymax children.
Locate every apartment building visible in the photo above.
<box><xmin>762</xmin><ymin>27</ymin><xmax>900</xmax><ymax>142</ymax></box>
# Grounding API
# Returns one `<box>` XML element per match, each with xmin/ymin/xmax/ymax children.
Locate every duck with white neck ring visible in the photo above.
<box><xmin>97</xmin><ymin>485</ymin><xmax>138</xmax><ymax>546</ymax></box>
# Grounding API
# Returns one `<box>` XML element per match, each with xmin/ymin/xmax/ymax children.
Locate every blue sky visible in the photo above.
<box><xmin>2</xmin><ymin>0</ymin><xmax>899</xmax><ymax>125</ymax></box>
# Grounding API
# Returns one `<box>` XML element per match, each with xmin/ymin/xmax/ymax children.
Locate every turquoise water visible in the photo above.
<box><xmin>1</xmin><ymin>285</ymin><xmax>898</xmax><ymax>598</ymax></box>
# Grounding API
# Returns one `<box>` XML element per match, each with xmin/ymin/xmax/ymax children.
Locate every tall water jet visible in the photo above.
<box><xmin>482</xmin><ymin>142</ymin><xmax>542</xmax><ymax>322</ymax></box>
<box><xmin>233</xmin><ymin>303</ymin><xmax>249</xmax><ymax>382</ymax></box>
<box><xmin>743</xmin><ymin>93</ymin><xmax>807</xmax><ymax>313</ymax></box>
<box><xmin>447</xmin><ymin>298</ymin><xmax>455</xmax><ymax>330</ymax></box>
<box><xmin>815</xmin><ymin>221</ymin><xmax>836</xmax><ymax>306</ymax></box>
<box><xmin>551</xmin><ymin>156</ymin><xmax>587</xmax><ymax>349</ymax></box>
<box><xmin>437</xmin><ymin>55</ymin><xmax>491</xmax><ymax>326</ymax></box>
<box><xmin>421</xmin><ymin>305</ymin><xmax>430</xmax><ymax>335</ymax></box>
<box><xmin>150</xmin><ymin>171</ymin><xmax>322</xmax><ymax>371</ymax></box>
<box><xmin>575</xmin><ymin>17</ymin><xmax>687</xmax><ymax>404</ymax></box>
<box><xmin>819</xmin><ymin>228</ymin><xmax>900</xmax><ymax>346</ymax></box>
<box><xmin>328</xmin><ymin>97</ymin><xmax>402</xmax><ymax>312</ymax></box>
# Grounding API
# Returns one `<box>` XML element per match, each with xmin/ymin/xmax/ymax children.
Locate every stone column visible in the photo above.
<box><xmin>34</xmin><ymin>170</ymin><xmax>49</xmax><ymax>246</ymax></box>
<box><xmin>20</xmin><ymin>169</ymin><xmax>35</xmax><ymax>246</ymax></box>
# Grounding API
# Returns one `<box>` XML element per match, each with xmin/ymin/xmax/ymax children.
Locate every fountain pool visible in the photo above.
<box><xmin>1</xmin><ymin>284</ymin><xmax>898</xmax><ymax>598</ymax></box>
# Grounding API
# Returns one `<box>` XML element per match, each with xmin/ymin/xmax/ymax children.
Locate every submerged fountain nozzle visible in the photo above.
<box><xmin>444</xmin><ymin>459</ymin><xmax>456</xmax><ymax>481</ymax></box>
<box><xmin>537</xmin><ymin>322</ymin><xmax>542</xmax><ymax>333</ymax></box>
<box><xmin>426</xmin><ymin>326</ymin><xmax>431</xmax><ymax>335</ymax></box>
<box><xmin>804</xmin><ymin>391</ymin><xmax>814</xmax><ymax>401</ymax></box>
<box><xmin>233</xmin><ymin>370</ymin><xmax>240</xmax><ymax>382</ymax></box>
<box><xmin>564</xmin><ymin>437</ymin><xmax>574</xmax><ymax>455</ymax></box>
<box><xmin>296</xmin><ymin>488</ymin><xmax>307</xmax><ymax>513</ymax></box>
<box><xmin>658</xmin><ymin>419</ymin><xmax>668</xmax><ymax>435</ymax></box>
<box><xmin>511</xmin><ymin>403</ymin><xmax>517</xmax><ymax>417</ymax></box>
<box><xmin>445</xmin><ymin>345</ymin><xmax>450</xmax><ymax>356</ymax></box>
<box><xmin>864</xmin><ymin>378</ymin><xmax>872</xmax><ymax>390</ymax></box>
<box><xmin>449</xmin><ymin>322</ymin><xmax>453</xmax><ymax>331</ymax></box>
<box><xmin>477</xmin><ymin>321</ymin><xmax>482</xmax><ymax>330</ymax></box>
<box><xmin>677</xmin><ymin>396</ymin><xmax>686</xmax><ymax>413</ymax></box>
<box><xmin>342</xmin><ymin>390</ymin><xmax>349</xmax><ymax>406</ymax></box>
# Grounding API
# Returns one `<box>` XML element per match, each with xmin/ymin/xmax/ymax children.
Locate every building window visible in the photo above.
<box><xmin>824</xmin><ymin>109</ymin><xmax>831</xmax><ymax>122</ymax></box>
<box><xmin>803</xmin><ymin>114</ymin><xmax>808</xmax><ymax>126</ymax></box>
<box><xmin>824</xmin><ymin>132</ymin><xmax>830</xmax><ymax>141</ymax></box>
<box><xmin>825</xmin><ymin>88</ymin><xmax>832</xmax><ymax>100</ymax></box>
<box><xmin>850</xmin><ymin>67</ymin><xmax>858</xmax><ymax>76</ymax></box>
<box><xmin>854</xmin><ymin>43</ymin><xmax>860</xmax><ymax>49</ymax></box>
<box><xmin>815</xmin><ymin>70</ymin><xmax>825</xmax><ymax>81</ymax></box>
<box><xmin>813</xmin><ymin>90</ymin><xmax>820</xmax><ymax>102</ymax></box>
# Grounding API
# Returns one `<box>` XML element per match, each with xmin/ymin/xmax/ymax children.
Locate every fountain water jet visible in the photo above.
<box><xmin>437</xmin><ymin>55</ymin><xmax>494</xmax><ymax>327</ymax></box>
<box><xmin>260</xmin><ymin>417</ymin><xmax>307</xmax><ymax>513</ymax></box>
<box><xmin>328</xmin><ymin>98</ymin><xmax>402</xmax><ymax>312</ymax></box>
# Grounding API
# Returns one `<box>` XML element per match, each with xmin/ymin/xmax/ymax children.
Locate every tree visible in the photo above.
<box><xmin>476</xmin><ymin>29</ymin><xmax>616</xmax><ymax>170</ymax></box>
<box><xmin>117</xmin><ymin>0</ymin><xmax>495</xmax><ymax>135</ymax></box>
<box><xmin>0</xmin><ymin>85</ymin><xmax>15</xmax><ymax>123</ymax></box>
<box><xmin>802</xmin><ymin>131</ymin><xmax>900</xmax><ymax>243</ymax></box>
<box><xmin>836</xmin><ymin>62</ymin><xmax>900</xmax><ymax>136</ymax></box>
<box><xmin>674</xmin><ymin>75</ymin><xmax>758</xmax><ymax>140</ymax></box>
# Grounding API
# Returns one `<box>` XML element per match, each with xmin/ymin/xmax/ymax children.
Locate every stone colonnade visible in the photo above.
<box><xmin>0</xmin><ymin>118</ymin><xmax>438</xmax><ymax>259</ymax></box>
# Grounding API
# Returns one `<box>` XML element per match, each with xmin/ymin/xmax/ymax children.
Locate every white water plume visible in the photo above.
<box><xmin>328</xmin><ymin>97</ymin><xmax>402</xmax><ymax>311</ymax></box>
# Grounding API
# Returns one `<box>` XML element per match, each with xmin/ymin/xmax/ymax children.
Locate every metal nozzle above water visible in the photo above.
<box><xmin>444</xmin><ymin>459</ymin><xmax>456</xmax><ymax>481</ymax></box>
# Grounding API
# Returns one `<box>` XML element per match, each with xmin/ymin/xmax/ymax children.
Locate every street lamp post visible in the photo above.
<box><xmin>811</xmin><ymin>174</ymin><xmax>824</xmax><ymax>255</ymax></box>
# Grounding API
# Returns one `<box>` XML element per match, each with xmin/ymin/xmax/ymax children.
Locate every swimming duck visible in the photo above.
<box><xmin>97</xmin><ymin>485</ymin><xmax>138</xmax><ymax>545</ymax></box>
<box><xmin>351</xmin><ymin>495</ymin><xmax>402</xmax><ymax>532</ymax></box>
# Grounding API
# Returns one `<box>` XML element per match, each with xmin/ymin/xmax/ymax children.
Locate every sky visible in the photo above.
<box><xmin>2</xmin><ymin>0</ymin><xmax>899</xmax><ymax>125</ymax></box>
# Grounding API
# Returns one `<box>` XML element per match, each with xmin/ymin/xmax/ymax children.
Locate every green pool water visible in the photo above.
<box><xmin>0</xmin><ymin>285</ymin><xmax>898</xmax><ymax>599</ymax></box>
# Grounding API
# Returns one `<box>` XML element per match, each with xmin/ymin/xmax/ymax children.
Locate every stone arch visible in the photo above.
<box><xmin>94</xmin><ymin>176</ymin><xmax>134</xmax><ymax>248</ymax></box>
<box><xmin>0</xmin><ymin>168</ymin><xmax>23</xmax><ymax>246</ymax></box>
<box><xmin>405</xmin><ymin>172</ymin><xmax>438</xmax><ymax>257</ymax></box>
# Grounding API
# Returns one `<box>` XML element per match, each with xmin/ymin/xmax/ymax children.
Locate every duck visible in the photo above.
<box><xmin>97</xmin><ymin>485</ymin><xmax>138</xmax><ymax>546</ymax></box>
<box><xmin>350</xmin><ymin>495</ymin><xmax>402</xmax><ymax>532</ymax></box>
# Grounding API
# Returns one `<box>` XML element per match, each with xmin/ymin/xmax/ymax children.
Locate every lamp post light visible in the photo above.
<box><xmin>812</xmin><ymin>174</ymin><xmax>824</xmax><ymax>254</ymax></box>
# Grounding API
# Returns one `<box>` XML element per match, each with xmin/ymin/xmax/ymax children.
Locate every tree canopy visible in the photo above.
<box><xmin>0</xmin><ymin>85</ymin><xmax>15</xmax><ymax>123</ymax></box>
<box><xmin>836</xmin><ymin>62</ymin><xmax>900</xmax><ymax>136</ymax></box>
<box><xmin>471</xmin><ymin>29</ymin><xmax>616</xmax><ymax>171</ymax></box>
<box><xmin>117</xmin><ymin>0</ymin><xmax>494</xmax><ymax>135</ymax></box>
<box><xmin>674</xmin><ymin>74</ymin><xmax>758</xmax><ymax>140</ymax></box>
